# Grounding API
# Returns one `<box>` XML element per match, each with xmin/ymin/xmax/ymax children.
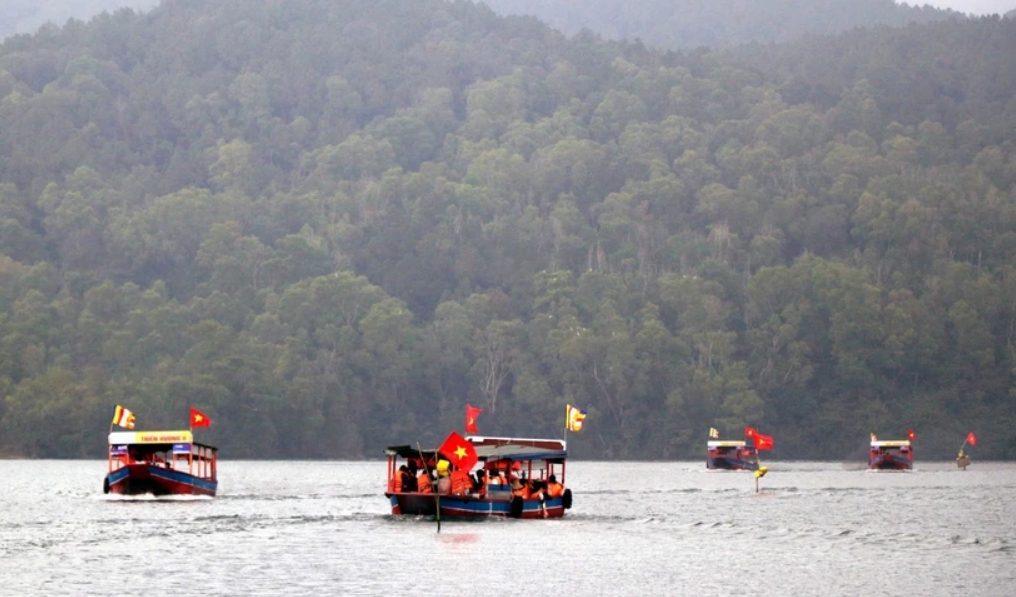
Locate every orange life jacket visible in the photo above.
<box><xmin>417</xmin><ymin>472</ymin><xmax>432</xmax><ymax>494</ymax></box>
<box><xmin>392</xmin><ymin>472</ymin><xmax>404</xmax><ymax>493</ymax></box>
<box><xmin>511</xmin><ymin>483</ymin><xmax>530</xmax><ymax>499</ymax></box>
<box><xmin>546</xmin><ymin>482</ymin><xmax>564</xmax><ymax>498</ymax></box>
<box><xmin>450</xmin><ymin>470</ymin><xmax>470</xmax><ymax>496</ymax></box>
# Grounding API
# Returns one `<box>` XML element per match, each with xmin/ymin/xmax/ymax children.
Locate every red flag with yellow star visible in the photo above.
<box><xmin>438</xmin><ymin>431</ymin><xmax>478</xmax><ymax>472</ymax></box>
<box><xmin>190</xmin><ymin>407</ymin><xmax>212</xmax><ymax>428</ymax></box>
<box><xmin>465</xmin><ymin>404</ymin><xmax>482</xmax><ymax>434</ymax></box>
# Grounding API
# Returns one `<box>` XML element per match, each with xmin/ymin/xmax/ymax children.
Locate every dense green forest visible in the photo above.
<box><xmin>0</xmin><ymin>0</ymin><xmax>157</xmax><ymax>40</ymax></box>
<box><xmin>479</xmin><ymin>0</ymin><xmax>963</xmax><ymax>49</ymax></box>
<box><xmin>0</xmin><ymin>0</ymin><xmax>1014</xmax><ymax>461</ymax></box>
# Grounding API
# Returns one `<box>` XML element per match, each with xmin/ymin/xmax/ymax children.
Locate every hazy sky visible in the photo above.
<box><xmin>903</xmin><ymin>0</ymin><xmax>1015</xmax><ymax>14</ymax></box>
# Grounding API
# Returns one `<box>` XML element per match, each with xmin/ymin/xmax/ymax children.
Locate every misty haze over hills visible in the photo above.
<box><xmin>0</xmin><ymin>0</ymin><xmax>1015</xmax><ymax>459</ymax></box>
<box><xmin>0</xmin><ymin>0</ymin><xmax>157</xmax><ymax>40</ymax></box>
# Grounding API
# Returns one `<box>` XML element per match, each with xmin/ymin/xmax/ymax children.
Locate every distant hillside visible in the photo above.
<box><xmin>0</xmin><ymin>0</ymin><xmax>1014</xmax><ymax>460</ymax></box>
<box><xmin>479</xmin><ymin>0</ymin><xmax>963</xmax><ymax>49</ymax></box>
<box><xmin>0</xmin><ymin>0</ymin><xmax>158</xmax><ymax>39</ymax></box>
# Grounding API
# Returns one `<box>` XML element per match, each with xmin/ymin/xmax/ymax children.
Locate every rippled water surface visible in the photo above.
<box><xmin>1</xmin><ymin>460</ymin><xmax>1013</xmax><ymax>596</ymax></box>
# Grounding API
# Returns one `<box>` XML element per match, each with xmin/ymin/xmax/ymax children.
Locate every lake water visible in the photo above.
<box><xmin>1</xmin><ymin>460</ymin><xmax>1012</xmax><ymax>596</ymax></box>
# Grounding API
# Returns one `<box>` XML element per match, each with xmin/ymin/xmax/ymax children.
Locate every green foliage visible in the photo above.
<box><xmin>0</xmin><ymin>0</ymin><xmax>1013</xmax><ymax>460</ymax></box>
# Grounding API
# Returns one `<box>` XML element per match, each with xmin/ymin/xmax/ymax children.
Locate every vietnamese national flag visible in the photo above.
<box><xmin>190</xmin><ymin>407</ymin><xmax>212</xmax><ymax>428</ymax></box>
<box><xmin>754</xmin><ymin>433</ymin><xmax>775</xmax><ymax>450</ymax></box>
<box><xmin>745</xmin><ymin>426</ymin><xmax>758</xmax><ymax>439</ymax></box>
<box><xmin>465</xmin><ymin>404</ymin><xmax>482</xmax><ymax>434</ymax></box>
<box><xmin>966</xmin><ymin>432</ymin><xmax>977</xmax><ymax>446</ymax></box>
<box><xmin>438</xmin><ymin>431</ymin><xmax>478</xmax><ymax>472</ymax></box>
<box><xmin>907</xmin><ymin>428</ymin><xmax>916</xmax><ymax>441</ymax></box>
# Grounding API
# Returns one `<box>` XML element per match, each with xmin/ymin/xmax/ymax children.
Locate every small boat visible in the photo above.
<box><xmin>104</xmin><ymin>430</ymin><xmax>218</xmax><ymax>496</ymax></box>
<box><xmin>385</xmin><ymin>436</ymin><xmax>572</xmax><ymax>519</ymax></box>
<box><xmin>707</xmin><ymin>440</ymin><xmax>759</xmax><ymax>471</ymax></box>
<box><xmin>868</xmin><ymin>440</ymin><xmax>913</xmax><ymax>471</ymax></box>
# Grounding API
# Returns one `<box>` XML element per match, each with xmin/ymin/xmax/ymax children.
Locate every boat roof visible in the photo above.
<box><xmin>871</xmin><ymin>440</ymin><xmax>911</xmax><ymax>447</ymax></box>
<box><xmin>707</xmin><ymin>440</ymin><xmax>747</xmax><ymax>447</ymax></box>
<box><xmin>385</xmin><ymin>436</ymin><xmax>567</xmax><ymax>462</ymax></box>
<box><xmin>108</xmin><ymin>430</ymin><xmax>215</xmax><ymax>450</ymax></box>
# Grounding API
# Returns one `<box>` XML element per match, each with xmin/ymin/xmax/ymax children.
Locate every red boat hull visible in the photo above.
<box><xmin>105</xmin><ymin>464</ymin><xmax>217</xmax><ymax>496</ymax></box>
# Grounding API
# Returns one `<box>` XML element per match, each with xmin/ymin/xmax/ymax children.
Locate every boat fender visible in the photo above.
<box><xmin>102</xmin><ymin>477</ymin><xmax>110</xmax><ymax>494</ymax></box>
<box><xmin>562</xmin><ymin>488</ymin><xmax>572</xmax><ymax>510</ymax></box>
<box><xmin>510</xmin><ymin>496</ymin><xmax>524</xmax><ymax>519</ymax></box>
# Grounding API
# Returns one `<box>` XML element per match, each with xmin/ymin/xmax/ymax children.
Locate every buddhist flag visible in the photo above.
<box><xmin>566</xmin><ymin>404</ymin><xmax>587</xmax><ymax>432</ymax></box>
<box><xmin>907</xmin><ymin>428</ymin><xmax>916</xmax><ymax>441</ymax></box>
<box><xmin>112</xmin><ymin>405</ymin><xmax>135</xmax><ymax>429</ymax></box>
<box><xmin>438</xmin><ymin>431</ymin><xmax>478</xmax><ymax>472</ymax></box>
<box><xmin>465</xmin><ymin>404</ymin><xmax>482</xmax><ymax>434</ymax></box>
<box><xmin>709</xmin><ymin>427</ymin><xmax>719</xmax><ymax>439</ymax></box>
<box><xmin>870</xmin><ymin>432</ymin><xmax>878</xmax><ymax>442</ymax></box>
<box><xmin>754</xmin><ymin>433</ymin><xmax>775</xmax><ymax>450</ymax></box>
<box><xmin>745</xmin><ymin>426</ymin><xmax>757</xmax><ymax>438</ymax></box>
<box><xmin>966</xmin><ymin>432</ymin><xmax>977</xmax><ymax>446</ymax></box>
<box><xmin>190</xmin><ymin>407</ymin><xmax>212</xmax><ymax>428</ymax></box>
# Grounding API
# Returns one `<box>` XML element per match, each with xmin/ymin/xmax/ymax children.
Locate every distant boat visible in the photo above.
<box><xmin>868</xmin><ymin>439</ymin><xmax>913</xmax><ymax>471</ymax></box>
<box><xmin>104</xmin><ymin>430</ymin><xmax>218</xmax><ymax>496</ymax></box>
<box><xmin>707</xmin><ymin>440</ymin><xmax>759</xmax><ymax>471</ymax></box>
<box><xmin>385</xmin><ymin>436</ymin><xmax>572</xmax><ymax>519</ymax></box>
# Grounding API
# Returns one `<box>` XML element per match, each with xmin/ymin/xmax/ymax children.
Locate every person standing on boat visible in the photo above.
<box><xmin>510</xmin><ymin>476</ymin><xmax>530</xmax><ymax>499</ymax></box>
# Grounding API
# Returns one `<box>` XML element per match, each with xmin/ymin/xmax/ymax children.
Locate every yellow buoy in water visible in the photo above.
<box><xmin>754</xmin><ymin>466</ymin><xmax>769</xmax><ymax>479</ymax></box>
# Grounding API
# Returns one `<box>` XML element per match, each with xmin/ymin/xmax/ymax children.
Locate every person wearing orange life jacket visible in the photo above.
<box><xmin>392</xmin><ymin>465</ymin><xmax>412</xmax><ymax>493</ymax></box>
<box><xmin>545</xmin><ymin>474</ymin><xmax>564</xmax><ymax>498</ymax></box>
<box><xmin>417</xmin><ymin>469</ymin><xmax>433</xmax><ymax>494</ymax></box>
<box><xmin>509</xmin><ymin>475</ymin><xmax>530</xmax><ymax>499</ymax></box>
<box><xmin>450</xmin><ymin>468</ymin><xmax>471</xmax><ymax>496</ymax></box>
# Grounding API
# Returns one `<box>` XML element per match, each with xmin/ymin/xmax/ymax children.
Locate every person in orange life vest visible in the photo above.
<box><xmin>393</xmin><ymin>465</ymin><xmax>413</xmax><ymax>493</ymax></box>
<box><xmin>417</xmin><ymin>468</ymin><xmax>433</xmax><ymax>494</ymax></box>
<box><xmin>545</xmin><ymin>474</ymin><xmax>564</xmax><ymax>498</ymax></box>
<box><xmin>509</xmin><ymin>475</ymin><xmax>530</xmax><ymax>499</ymax></box>
<box><xmin>472</xmin><ymin>468</ymin><xmax>488</xmax><ymax>497</ymax></box>
<box><xmin>450</xmin><ymin>467</ymin><xmax>471</xmax><ymax>496</ymax></box>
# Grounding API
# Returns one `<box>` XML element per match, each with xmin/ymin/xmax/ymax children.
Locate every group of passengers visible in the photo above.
<box><xmin>391</xmin><ymin>458</ymin><xmax>565</xmax><ymax>501</ymax></box>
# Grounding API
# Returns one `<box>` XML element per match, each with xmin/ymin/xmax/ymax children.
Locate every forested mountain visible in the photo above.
<box><xmin>479</xmin><ymin>0</ymin><xmax>963</xmax><ymax>49</ymax></box>
<box><xmin>0</xmin><ymin>0</ymin><xmax>158</xmax><ymax>40</ymax></box>
<box><xmin>0</xmin><ymin>0</ymin><xmax>1014</xmax><ymax>460</ymax></box>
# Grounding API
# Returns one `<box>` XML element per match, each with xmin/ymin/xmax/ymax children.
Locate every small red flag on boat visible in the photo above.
<box><xmin>438</xmin><ymin>431</ymin><xmax>478</xmax><ymax>472</ymax></box>
<box><xmin>465</xmin><ymin>404</ymin><xmax>482</xmax><ymax>434</ymax></box>
<box><xmin>754</xmin><ymin>433</ymin><xmax>775</xmax><ymax>450</ymax></box>
<box><xmin>966</xmin><ymin>432</ymin><xmax>977</xmax><ymax>446</ymax></box>
<box><xmin>190</xmin><ymin>407</ymin><xmax>212</xmax><ymax>428</ymax></box>
<box><xmin>907</xmin><ymin>428</ymin><xmax>916</xmax><ymax>441</ymax></box>
<box><xmin>745</xmin><ymin>426</ymin><xmax>757</xmax><ymax>438</ymax></box>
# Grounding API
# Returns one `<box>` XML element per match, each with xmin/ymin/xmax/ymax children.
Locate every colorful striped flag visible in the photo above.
<box><xmin>566</xmin><ymin>404</ymin><xmax>587</xmax><ymax>432</ymax></box>
<box><xmin>112</xmin><ymin>405</ymin><xmax>135</xmax><ymax>429</ymax></box>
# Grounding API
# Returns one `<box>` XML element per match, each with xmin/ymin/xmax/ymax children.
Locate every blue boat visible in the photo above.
<box><xmin>104</xmin><ymin>430</ymin><xmax>218</xmax><ymax>496</ymax></box>
<box><xmin>385</xmin><ymin>436</ymin><xmax>572</xmax><ymax>519</ymax></box>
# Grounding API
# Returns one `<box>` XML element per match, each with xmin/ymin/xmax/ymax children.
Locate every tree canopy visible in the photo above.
<box><xmin>0</xmin><ymin>0</ymin><xmax>1013</xmax><ymax>460</ymax></box>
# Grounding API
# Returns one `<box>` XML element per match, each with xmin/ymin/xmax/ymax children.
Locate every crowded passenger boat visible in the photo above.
<box><xmin>384</xmin><ymin>435</ymin><xmax>572</xmax><ymax>519</ymax></box>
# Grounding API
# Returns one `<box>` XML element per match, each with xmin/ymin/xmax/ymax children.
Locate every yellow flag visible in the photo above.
<box><xmin>566</xmin><ymin>404</ymin><xmax>587</xmax><ymax>432</ymax></box>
